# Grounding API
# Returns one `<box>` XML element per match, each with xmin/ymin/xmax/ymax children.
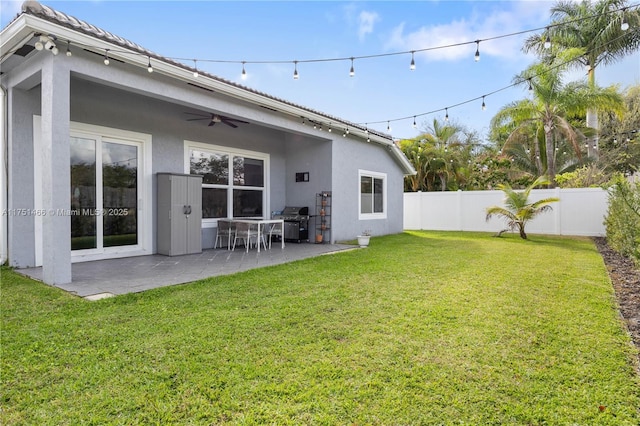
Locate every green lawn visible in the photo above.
<box><xmin>1</xmin><ymin>231</ymin><xmax>639</xmax><ymax>425</ymax></box>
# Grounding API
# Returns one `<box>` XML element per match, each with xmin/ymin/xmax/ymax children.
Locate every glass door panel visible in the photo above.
<box><xmin>102</xmin><ymin>142</ymin><xmax>138</xmax><ymax>247</ymax></box>
<box><xmin>70</xmin><ymin>137</ymin><xmax>97</xmax><ymax>250</ymax></box>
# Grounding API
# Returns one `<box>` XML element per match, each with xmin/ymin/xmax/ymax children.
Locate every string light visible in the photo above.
<box><xmin>544</xmin><ymin>27</ymin><xmax>551</xmax><ymax>49</ymax></box>
<box><xmin>293</xmin><ymin>60</ymin><xmax>299</xmax><ymax>80</ymax></box>
<box><xmin>33</xmin><ymin>1</ymin><xmax>638</xmax><ymax>142</ymax></box>
<box><xmin>65</xmin><ymin>41</ymin><xmax>72</xmax><ymax>57</ymax></box>
<box><xmin>481</xmin><ymin>96</ymin><xmax>486</xmax><ymax>111</ymax></box>
<box><xmin>193</xmin><ymin>59</ymin><xmax>199</xmax><ymax>77</ymax></box>
<box><xmin>387</xmin><ymin>121</ymin><xmax>391</xmax><ymax>132</ymax></box>
<box><xmin>445</xmin><ymin>108</ymin><xmax>449</xmax><ymax>121</ymax></box>
<box><xmin>241</xmin><ymin>61</ymin><xmax>247</xmax><ymax>80</ymax></box>
<box><xmin>621</xmin><ymin>8</ymin><xmax>630</xmax><ymax>30</ymax></box>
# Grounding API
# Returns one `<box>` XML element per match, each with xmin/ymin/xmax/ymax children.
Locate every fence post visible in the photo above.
<box><xmin>457</xmin><ymin>190</ymin><xmax>463</xmax><ymax>230</ymax></box>
<box><xmin>555</xmin><ymin>187</ymin><xmax>561</xmax><ymax>235</ymax></box>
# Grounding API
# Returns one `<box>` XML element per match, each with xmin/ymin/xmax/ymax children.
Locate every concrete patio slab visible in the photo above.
<box><xmin>19</xmin><ymin>243</ymin><xmax>356</xmax><ymax>299</ymax></box>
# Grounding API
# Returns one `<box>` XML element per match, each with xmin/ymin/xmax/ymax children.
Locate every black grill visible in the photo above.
<box><xmin>273</xmin><ymin>206</ymin><xmax>309</xmax><ymax>242</ymax></box>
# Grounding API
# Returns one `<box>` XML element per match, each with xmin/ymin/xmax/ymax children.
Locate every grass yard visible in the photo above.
<box><xmin>1</xmin><ymin>231</ymin><xmax>639</xmax><ymax>424</ymax></box>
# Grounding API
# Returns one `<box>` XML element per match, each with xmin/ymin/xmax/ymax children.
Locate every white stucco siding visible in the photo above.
<box><xmin>331</xmin><ymin>137</ymin><xmax>405</xmax><ymax>242</ymax></box>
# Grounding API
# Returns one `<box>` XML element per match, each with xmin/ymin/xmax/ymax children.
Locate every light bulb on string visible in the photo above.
<box><xmin>193</xmin><ymin>59</ymin><xmax>199</xmax><ymax>78</ymax></box>
<box><xmin>527</xmin><ymin>78</ymin><xmax>533</xmax><ymax>93</ymax></box>
<box><xmin>147</xmin><ymin>56</ymin><xmax>153</xmax><ymax>73</ymax></box>
<box><xmin>65</xmin><ymin>41</ymin><xmax>72</xmax><ymax>57</ymax></box>
<box><xmin>481</xmin><ymin>96</ymin><xmax>486</xmax><ymax>111</ymax></box>
<box><xmin>445</xmin><ymin>108</ymin><xmax>449</xmax><ymax>122</ymax></box>
<box><xmin>410</xmin><ymin>51</ymin><xmax>416</xmax><ymax>70</ymax></box>
<box><xmin>103</xmin><ymin>49</ymin><xmax>110</xmax><ymax>65</ymax></box>
<box><xmin>241</xmin><ymin>61</ymin><xmax>247</xmax><ymax>80</ymax></box>
<box><xmin>544</xmin><ymin>28</ymin><xmax>551</xmax><ymax>49</ymax></box>
<box><xmin>387</xmin><ymin>121</ymin><xmax>391</xmax><ymax>132</ymax></box>
<box><xmin>349</xmin><ymin>57</ymin><xmax>355</xmax><ymax>77</ymax></box>
<box><xmin>293</xmin><ymin>61</ymin><xmax>299</xmax><ymax>80</ymax></box>
<box><xmin>412</xmin><ymin>116</ymin><xmax>417</xmax><ymax>129</ymax></box>
<box><xmin>621</xmin><ymin>8</ymin><xmax>629</xmax><ymax>31</ymax></box>
<box><xmin>474</xmin><ymin>40</ymin><xmax>480</xmax><ymax>62</ymax></box>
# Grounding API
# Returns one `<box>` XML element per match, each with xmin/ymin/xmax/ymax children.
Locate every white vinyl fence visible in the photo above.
<box><xmin>404</xmin><ymin>187</ymin><xmax>609</xmax><ymax>237</ymax></box>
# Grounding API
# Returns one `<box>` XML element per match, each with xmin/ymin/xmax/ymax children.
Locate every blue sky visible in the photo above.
<box><xmin>1</xmin><ymin>1</ymin><xmax>638</xmax><ymax>140</ymax></box>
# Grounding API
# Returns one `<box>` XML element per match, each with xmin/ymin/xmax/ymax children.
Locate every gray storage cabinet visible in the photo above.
<box><xmin>157</xmin><ymin>173</ymin><xmax>203</xmax><ymax>256</ymax></box>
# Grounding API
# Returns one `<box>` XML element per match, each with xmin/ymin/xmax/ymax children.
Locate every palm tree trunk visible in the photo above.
<box><xmin>518</xmin><ymin>223</ymin><xmax>527</xmax><ymax>239</ymax></box>
<box><xmin>545</xmin><ymin>128</ymin><xmax>556</xmax><ymax>187</ymax></box>
<box><xmin>586</xmin><ymin>67</ymin><xmax>599</xmax><ymax>159</ymax></box>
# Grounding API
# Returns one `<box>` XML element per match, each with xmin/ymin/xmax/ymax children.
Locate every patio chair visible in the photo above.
<box><xmin>232</xmin><ymin>222</ymin><xmax>267</xmax><ymax>252</ymax></box>
<box><xmin>266</xmin><ymin>222</ymin><xmax>283</xmax><ymax>249</ymax></box>
<box><xmin>215</xmin><ymin>219</ymin><xmax>234</xmax><ymax>250</ymax></box>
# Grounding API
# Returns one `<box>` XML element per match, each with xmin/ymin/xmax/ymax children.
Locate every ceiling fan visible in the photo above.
<box><xmin>184</xmin><ymin>112</ymin><xmax>249</xmax><ymax>128</ymax></box>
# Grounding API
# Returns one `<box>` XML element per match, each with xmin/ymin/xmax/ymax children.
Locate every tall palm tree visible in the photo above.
<box><xmin>491</xmin><ymin>56</ymin><xmax>623</xmax><ymax>186</ymax></box>
<box><xmin>486</xmin><ymin>176</ymin><xmax>560</xmax><ymax>239</ymax></box>
<box><xmin>523</xmin><ymin>0</ymin><xmax>640</xmax><ymax>155</ymax></box>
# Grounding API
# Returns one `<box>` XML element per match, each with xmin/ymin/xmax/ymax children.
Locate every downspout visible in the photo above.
<box><xmin>0</xmin><ymin>84</ymin><xmax>7</xmax><ymax>265</ymax></box>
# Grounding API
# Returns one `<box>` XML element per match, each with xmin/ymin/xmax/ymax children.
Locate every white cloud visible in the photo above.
<box><xmin>383</xmin><ymin>3</ymin><xmax>550</xmax><ymax>63</ymax></box>
<box><xmin>358</xmin><ymin>10</ymin><xmax>380</xmax><ymax>41</ymax></box>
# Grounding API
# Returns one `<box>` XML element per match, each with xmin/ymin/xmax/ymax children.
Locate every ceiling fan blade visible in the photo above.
<box><xmin>226</xmin><ymin>118</ymin><xmax>250</xmax><ymax>124</ymax></box>
<box><xmin>222</xmin><ymin>120</ymin><xmax>238</xmax><ymax>128</ymax></box>
<box><xmin>208</xmin><ymin>121</ymin><xmax>216</xmax><ymax>127</ymax></box>
<box><xmin>186</xmin><ymin>118</ymin><xmax>208</xmax><ymax>121</ymax></box>
<box><xmin>184</xmin><ymin>112</ymin><xmax>209</xmax><ymax>118</ymax></box>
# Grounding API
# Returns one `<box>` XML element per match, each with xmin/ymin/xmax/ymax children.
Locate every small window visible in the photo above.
<box><xmin>359</xmin><ymin>170</ymin><xmax>387</xmax><ymax>219</ymax></box>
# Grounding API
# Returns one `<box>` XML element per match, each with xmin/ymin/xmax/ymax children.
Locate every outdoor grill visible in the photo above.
<box><xmin>273</xmin><ymin>206</ymin><xmax>309</xmax><ymax>243</ymax></box>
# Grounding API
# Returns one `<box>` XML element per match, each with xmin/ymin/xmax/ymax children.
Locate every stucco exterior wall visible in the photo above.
<box><xmin>7</xmin><ymin>86</ymin><xmax>39</xmax><ymax>267</ymax></box>
<box><xmin>332</xmin><ymin>137</ymin><xmax>406</xmax><ymax>241</ymax></box>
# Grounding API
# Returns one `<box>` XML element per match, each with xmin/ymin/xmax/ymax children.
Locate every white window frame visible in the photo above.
<box><xmin>358</xmin><ymin>169</ymin><xmax>387</xmax><ymax>220</ymax></box>
<box><xmin>184</xmin><ymin>140</ymin><xmax>270</xmax><ymax>228</ymax></box>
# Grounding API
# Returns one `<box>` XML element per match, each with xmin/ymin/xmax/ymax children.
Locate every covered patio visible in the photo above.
<box><xmin>20</xmin><ymin>242</ymin><xmax>356</xmax><ymax>299</ymax></box>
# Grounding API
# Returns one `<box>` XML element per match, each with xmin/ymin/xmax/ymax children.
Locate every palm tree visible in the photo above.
<box><xmin>486</xmin><ymin>176</ymin><xmax>560</xmax><ymax>239</ymax></box>
<box><xmin>523</xmin><ymin>0</ymin><xmax>640</xmax><ymax>155</ymax></box>
<box><xmin>399</xmin><ymin>118</ymin><xmax>474</xmax><ymax>191</ymax></box>
<box><xmin>491</xmin><ymin>56</ymin><xmax>623</xmax><ymax>185</ymax></box>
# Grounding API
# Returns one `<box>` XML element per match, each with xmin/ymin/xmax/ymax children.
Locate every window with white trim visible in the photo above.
<box><xmin>186</xmin><ymin>142</ymin><xmax>268</xmax><ymax>223</ymax></box>
<box><xmin>359</xmin><ymin>169</ymin><xmax>387</xmax><ymax>219</ymax></box>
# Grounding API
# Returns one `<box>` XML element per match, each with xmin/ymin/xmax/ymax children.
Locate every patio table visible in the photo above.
<box><xmin>230</xmin><ymin>219</ymin><xmax>285</xmax><ymax>253</ymax></box>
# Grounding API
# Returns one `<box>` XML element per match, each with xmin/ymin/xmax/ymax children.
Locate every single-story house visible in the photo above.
<box><xmin>0</xmin><ymin>1</ymin><xmax>416</xmax><ymax>285</ymax></box>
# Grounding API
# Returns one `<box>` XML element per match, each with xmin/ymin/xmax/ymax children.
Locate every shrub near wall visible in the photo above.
<box><xmin>605</xmin><ymin>175</ymin><xmax>640</xmax><ymax>265</ymax></box>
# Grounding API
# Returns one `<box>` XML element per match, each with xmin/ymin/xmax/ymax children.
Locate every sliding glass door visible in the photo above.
<box><xmin>70</xmin><ymin>136</ymin><xmax>139</xmax><ymax>252</ymax></box>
